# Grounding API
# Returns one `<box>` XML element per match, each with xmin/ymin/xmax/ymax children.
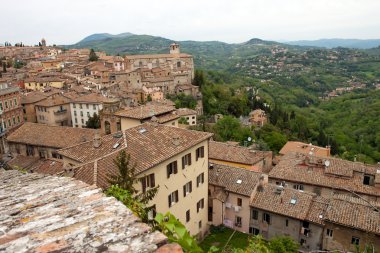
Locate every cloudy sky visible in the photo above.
<box><xmin>2</xmin><ymin>0</ymin><xmax>380</xmax><ymax>45</ymax></box>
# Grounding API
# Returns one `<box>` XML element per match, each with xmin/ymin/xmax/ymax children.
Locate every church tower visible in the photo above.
<box><xmin>169</xmin><ymin>43</ymin><xmax>180</xmax><ymax>54</ymax></box>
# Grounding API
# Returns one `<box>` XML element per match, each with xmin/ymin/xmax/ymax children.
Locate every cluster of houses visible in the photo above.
<box><xmin>0</xmin><ymin>41</ymin><xmax>379</xmax><ymax>252</ymax></box>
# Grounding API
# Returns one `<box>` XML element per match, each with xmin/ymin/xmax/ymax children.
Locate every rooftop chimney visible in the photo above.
<box><xmin>93</xmin><ymin>133</ymin><xmax>102</xmax><ymax>148</ymax></box>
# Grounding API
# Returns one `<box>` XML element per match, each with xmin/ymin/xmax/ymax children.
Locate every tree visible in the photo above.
<box><xmin>85</xmin><ymin>113</ymin><xmax>100</xmax><ymax>129</ymax></box>
<box><xmin>89</xmin><ymin>48</ymin><xmax>99</xmax><ymax>61</ymax></box>
<box><xmin>193</xmin><ymin>69</ymin><xmax>206</xmax><ymax>87</ymax></box>
<box><xmin>268</xmin><ymin>237</ymin><xmax>299</xmax><ymax>253</ymax></box>
<box><xmin>108</xmin><ymin>150</ymin><xmax>158</xmax><ymax>205</ymax></box>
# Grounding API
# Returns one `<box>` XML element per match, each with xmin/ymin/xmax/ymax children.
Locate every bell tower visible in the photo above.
<box><xmin>169</xmin><ymin>43</ymin><xmax>180</xmax><ymax>54</ymax></box>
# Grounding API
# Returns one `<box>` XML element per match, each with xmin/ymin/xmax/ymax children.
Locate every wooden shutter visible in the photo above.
<box><xmin>150</xmin><ymin>174</ymin><xmax>155</xmax><ymax>187</ymax></box>
<box><xmin>174</xmin><ymin>161</ymin><xmax>178</xmax><ymax>174</ymax></box>
<box><xmin>182</xmin><ymin>156</ymin><xmax>185</xmax><ymax>169</ymax></box>
<box><xmin>141</xmin><ymin>177</ymin><xmax>146</xmax><ymax>193</ymax></box>
<box><xmin>168</xmin><ymin>194</ymin><xmax>172</xmax><ymax>208</ymax></box>
<box><xmin>201</xmin><ymin>146</ymin><xmax>204</xmax><ymax>157</ymax></box>
<box><xmin>175</xmin><ymin>190</ymin><xmax>179</xmax><ymax>202</ymax></box>
<box><xmin>188</xmin><ymin>153</ymin><xmax>192</xmax><ymax>165</ymax></box>
<box><xmin>197</xmin><ymin>201</ymin><xmax>200</xmax><ymax>213</ymax></box>
<box><xmin>189</xmin><ymin>181</ymin><xmax>192</xmax><ymax>193</ymax></box>
<box><xmin>196</xmin><ymin>148</ymin><xmax>199</xmax><ymax>161</ymax></box>
<box><xmin>183</xmin><ymin>185</ymin><xmax>186</xmax><ymax>197</ymax></box>
<box><xmin>167</xmin><ymin>165</ymin><xmax>170</xmax><ymax>178</ymax></box>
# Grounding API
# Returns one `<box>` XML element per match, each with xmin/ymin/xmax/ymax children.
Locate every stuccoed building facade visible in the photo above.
<box><xmin>57</xmin><ymin>123</ymin><xmax>213</xmax><ymax>238</ymax></box>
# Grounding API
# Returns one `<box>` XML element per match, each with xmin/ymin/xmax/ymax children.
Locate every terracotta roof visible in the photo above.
<box><xmin>30</xmin><ymin>158</ymin><xmax>64</xmax><ymax>175</ymax></box>
<box><xmin>324</xmin><ymin>195</ymin><xmax>380</xmax><ymax>234</ymax></box>
<box><xmin>7</xmin><ymin>155</ymin><xmax>40</xmax><ymax>170</ymax></box>
<box><xmin>35</xmin><ymin>94</ymin><xmax>71</xmax><ymax>107</ymax></box>
<box><xmin>279</xmin><ymin>141</ymin><xmax>330</xmax><ymax>157</ymax></box>
<box><xmin>250</xmin><ymin>183</ymin><xmax>315</xmax><ymax>220</ymax></box>
<box><xmin>269</xmin><ymin>152</ymin><xmax>380</xmax><ymax>197</ymax></box>
<box><xmin>209</xmin><ymin>141</ymin><xmax>271</xmax><ymax>166</ymax></box>
<box><xmin>209</xmin><ymin>163</ymin><xmax>262</xmax><ymax>196</ymax></box>
<box><xmin>306</xmin><ymin>196</ymin><xmax>330</xmax><ymax>225</ymax></box>
<box><xmin>176</xmin><ymin>108</ymin><xmax>197</xmax><ymax>117</ymax></box>
<box><xmin>0</xmin><ymin>86</ymin><xmax>20</xmax><ymax>96</ymax></box>
<box><xmin>115</xmin><ymin>105</ymin><xmax>175</xmax><ymax>120</ymax></box>
<box><xmin>72</xmin><ymin>93</ymin><xmax>109</xmax><ymax>104</ymax></box>
<box><xmin>58</xmin><ymin>123</ymin><xmax>213</xmax><ymax>189</ymax></box>
<box><xmin>155</xmin><ymin>112</ymin><xmax>179</xmax><ymax>124</ymax></box>
<box><xmin>21</xmin><ymin>92</ymin><xmax>48</xmax><ymax>104</ymax></box>
<box><xmin>0</xmin><ymin>170</ymin><xmax>167</xmax><ymax>252</ymax></box>
<box><xmin>7</xmin><ymin>122</ymin><xmax>97</xmax><ymax>148</ymax></box>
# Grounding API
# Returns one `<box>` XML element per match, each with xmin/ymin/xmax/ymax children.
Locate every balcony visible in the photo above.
<box><xmin>54</xmin><ymin>109</ymin><xmax>67</xmax><ymax>115</ymax></box>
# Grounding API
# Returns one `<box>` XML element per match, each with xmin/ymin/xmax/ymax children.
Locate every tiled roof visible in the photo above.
<box><xmin>58</xmin><ymin>123</ymin><xmax>213</xmax><ymax>189</ymax></box>
<box><xmin>209</xmin><ymin>141</ymin><xmax>271</xmax><ymax>166</ymax></box>
<box><xmin>155</xmin><ymin>112</ymin><xmax>179</xmax><ymax>124</ymax></box>
<box><xmin>35</xmin><ymin>95</ymin><xmax>71</xmax><ymax>107</ymax></box>
<box><xmin>279</xmin><ymin>141</ymin><xmax>330</xmax><ymax>157</ymax></box>
<box><xmin>209</xmin><ymin>163</ymin><xmax>262</xmax><ymax>196</ymax></box>
<box><xmin>0</xmin><ymin>86</ymin><xmax>20</xmax><ymax>96</ymax></box>
<box><xmin>115</xmin><ymin>105</ymin><xmax>175</xmax><ymax>120</ymax></box>
<box><xmin>21</xmin><ymin>92</ymin><xmax>48</xmax><ymax>104</ymax></box>
<box><xmin>269</xmin><ymin>152</ymin><xmax>380</xmax><ymax>197</ymax></box>
<box><xmin>176</xmin><ymin>108</ymin><xmax>197</xmax><ymax>117</ymax></box>
<box><xmin>30</xmin><ymin>158</ymin><xmax>64</xmax><ymax>175</ymax></box>
<box><xmin>7</xmin><ymin>155</ymin><xmax>40</xmax><ymax>170</ymax></box>
<box><xmin>71</xmin><ymin>93</ymin><xmax>109</xmax><ymax>104</ymax></box>
<box><xmin>250</xmin><ymin>183</ymin><xmax>315</xmax><ymax>220</ymax></box>
<box><xmin>306</xmin><ymin>196</ymin><xmax>330</xmax><ymax>225</ymax></box>
<box><xmin>0</xmin><ymin>170</ymin><xmax>167</xmax><ymax>252</ymax></box>
<box><xmin>324</xmin><ymin>195</ymin><xmax>380</xmax><ymax>235</ymax></box>
<box><xmin>7</xmin><ymin>122</ymin><xmax>97</xmax><ymax>148</ymax></box>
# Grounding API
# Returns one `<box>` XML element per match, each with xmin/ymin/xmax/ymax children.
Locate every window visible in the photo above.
<box><xmin>198</xmin><ymin>221</ymin><xmax>202</xmax><ymax>229</ymax></box>
<box><xmin>167</xmin><ymin>161</ymin><xmax>178</xmax><ymax>178</ymax></box>
<box><xmin>26</xmin><ymin>145</ymin><xmax>34</xmax><ymax>156</ymax></box>
<box><xmin>197</xmin><ymin>198</ymin><xmax>205</xmax><ymax>213</ymax></box>
<box><xmin>168</xmin><ymin>190</ymin><xmax>179</xmax><ymax>207</ymax></box>
<box><xmin>249</xmin><ymin>227</ymin><xmax>260</xmax><ymax>235</ymax></box>
<box><xmin>5</xmin><ymin>101</ymin><xmax>8</xmax><ymax>109</ymax></box>
<box><xmin>197</xmin><ymin>173</ymin><xmax>205</xmax><ymax>187</ymax></box>
<box><xmin>80</xmin><ymin>111</ymin><xmax>83</xmax><ymax>116</ymax></box>
<box><xmin>183</xmin><ymin>181</ymin><xmax>192</xmax><ymax>197</ymax></box>
<box><xmin>186</xmin><ymin>210</ymin><xmax>190</xmax><ymax>222</ymax></box>
<box><xmin>86</xmin><ymin>104</ymin><xmax>89</xmax><ymax>109</ymax></box>
<box><xmin>363</xmin><ymin>174</ymin><xmax>373</xmax><ymax>186</ymax></box>
<box><xmin>74</xmin><ymin>111</ymin><xmax>77</xmax><ymax>116</ymax></box>
<box><xmin>17</xmin><ymin>116</ymin><xmax>20</xmax><ymax>123</ymax></box>
<box><xmin>141</xmin><ymin>173</ymin><xmax>155</xmax><ymax>193</ymax></box>
<box><xmin>285</xmin><ymin>219</ymin><xmax>289</xmax><ymax>227</ymax></box>
<box><xmin>351</xmin><ymin>237</ymin><xmax>360</xmax><ymax>245</ymax></box>
<box><xmin>326</xmin><ymin>229</ymin><xmax>333</xmax><ymax>237</ymax></box>
<box><xmin>81</xmin><ymin>119</ymin><xmax>84</xmax><ymax>124</ymax></box>
<box><xmin>116</xmin><ymin>122</ymin><xmax>121</xmax><ymax>131</ymax></box>
<box><xmin>79</xmin><ymin>104</ymin><xmax>83</xmax><ymax>109</ymax></box>
<box><xmin>73</xmin><ymin>103</ymin><xmax>76</xmax><ymax>108</ymax></box>
<box><xmin>75</xmin><ymin>118</ymin><xmax>78</xmax><ymax>123</ymax></box>
<box><xmin>196</xmin><ymin>146</ymin><xmax>205</xmax><ymax>161</ymax></box>
<box><xmin>0</xmin><ymin>102</ymin><xmax>3</xmax><ymax>111</ymax></box>
<box><xmin>293</xmin><ymin>184</ymin><xmax>304</xmax><ymax>191</ymax></box>
<box><xmin>263</xmin><ymin>213</ymin><xmax>271</xmax><ymax>224</ymax></box>
<box><xmin>14</xmin><ymin>98</ymin><xmax>17</xmax><ymax>106</ymax></box>
<box><xmin>7</xmin><ymin>119</ymin><xmax>11</xmax><ymax>127</ymax></box>
<box><xmin>251</xmin><ymin>209</ymin><xmax>258</xmax><ymax>220</ymax></box>
<box><xmin>237</xmin><ymin>198</ymin><xmax>242</xmax><ymax>207</ymax></box>
<box><xmin>182</xmin><ymin>153</ymin><xmax>192</xmax><ymax>169</ymax></box>
<box><xmin>93</xmin><ymin>104</ymin><xmax>96</xmax><ymax>110</ymax></box>
<box><xmin>235</xmin><ymin>216</ymin><xmax>242</xmax><ymax>227</ymax></box>
<box><xmin>87</xmin><ymin>112</ymin><xmax>90</xmax><ymax>117</ymax></box>
<box><xmin>12</xmin><ymin>117</ymin><xmax>16</xmax><ymax>124</ymax></box>
<box><xmin>9</xmin><ymin>100</ymin><xmax>12</xmax><ymax>108</ymax></box>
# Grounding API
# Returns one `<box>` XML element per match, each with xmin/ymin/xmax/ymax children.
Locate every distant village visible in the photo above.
<box><xmin>0</xmin><ymin>40</ymin><xmax>379</xmax><ymax>252</ymax></box>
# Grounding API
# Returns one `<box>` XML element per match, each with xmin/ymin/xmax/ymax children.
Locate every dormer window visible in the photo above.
<box><xmin>363</xmin><ymin>174</ymin><xmax>374</xmax><ymax>186</ymax></box>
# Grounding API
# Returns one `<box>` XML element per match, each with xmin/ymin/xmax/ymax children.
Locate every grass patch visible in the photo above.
<box><xmin>200</xmin><ymin>225</ymin><xmax>250</xmax><ymax>252</ymax></box>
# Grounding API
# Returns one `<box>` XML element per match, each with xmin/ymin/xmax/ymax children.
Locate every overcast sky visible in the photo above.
<box><xmin>2</xmin><ymin>0</ymin><xmax>380</xmax><ymax>45</ymax></box>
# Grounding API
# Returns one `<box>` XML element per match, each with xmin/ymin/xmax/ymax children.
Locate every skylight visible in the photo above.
<box><xmin>236</xmin><ymin>179</ymin><xmax>242</xmax><ymax>184</ymax></box>
<box><xmin>290</xmin><ymin>198</ymin><xmax>297</xmax><ymax>205</ymax></box>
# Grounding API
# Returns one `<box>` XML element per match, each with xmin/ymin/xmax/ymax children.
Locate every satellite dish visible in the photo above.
<box><xmin>324</xmin><ymin>160</ymin><xmax>330</xmax><ymax>167</ymax></box>
<box><xmin>248</xmin><ymin>137</ymin><xmax>252</xmax><ymax>142</ymax></box>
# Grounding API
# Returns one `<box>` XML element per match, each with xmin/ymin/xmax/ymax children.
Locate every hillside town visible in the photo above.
<box><xmin>0</xmin><ymin>40</ymin><xmax>379</xmax><ymax>253</ymax></box>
